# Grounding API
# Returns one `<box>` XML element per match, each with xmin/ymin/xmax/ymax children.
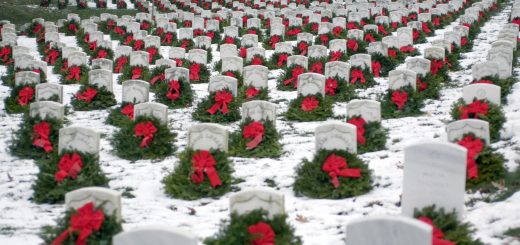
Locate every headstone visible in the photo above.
<box><xmin>325</xmin><ymin>61</ymin><xmax>350</xmax><ymax>80</ymax></box>
<box><xmin>65</xmin><ymin>187</ymin><xmax>122</xmax><ymax>221</ymax></box>
<box><xmin>58</xmin><ymin>127</ymin><xmax>100</xmax><ymax>155</ymax></box>
<box><xmin>122</xmin><ymin>80</ymin><xmax>150</xmax><ymax>104</ymax></box>
<box><xmin>219</xmin><ymin>44</ymin><xmax>238</xmax><ymax>59</ymax></box>
<box><xmin>92</xmin><ymin>58</ymin><xmax>113</xmax><ymax>71</ymax></box>
<box><xmin>29</xmin><ymin>101</ymin><xmax>64</xmax><ymax>120</ymax></box>
<box><xmin>297</xmin><ymin>73</ymin><xmax>326</xmax><ymax>96</ymax></box>
<box><xmin>221</xmin><ymin>56</ymin><xmax>243</xmax><ymax>74</ymax></box>
<box><xmin>487</xmin><ymin>47</ymin><xmax>513</xmax><ymax>79</ymax></box>
<box><xmin>350</xmin><ymin>54</ymin><xmax>371</xmax><ymax>69</ymax></box>
<box><xmin>406</xmin><ymin>57</ymin><xmax>431</xmax><ymax>76</ymax></box>
<box><xmin>208</xmin><ymin>75</ymin><xmax>238</xmax><ymax>96</ymax></box>
<box><xmin>187</xmin><ymin>123</ymin><xmax>228</xmax><ymax>152</ymax></box>
<box><xmin>88</xmin><ymin>69</ymin><xmax>113</xmax><ymax>92</ymax></box>
<box><xmin>241</xmin><ymin>100</ymin><xmax>276</xmax><ymax>124</ymax></box>
<box><xmin>113</xmin><ymin>226</ymin><xmax>197</xmax><ymax>245</ymax></box>
<box><xmin>169</xmin><ymin>47</ymin><xmax>186</xmax><ymax>60</ymax></box>
<box><xmin>424</xmin><ymin>46</ymin><xmax>445</xmax><ymax>60</ymax></box>
<box><xmin>315</xmin><ymin>122</ymin><xmax>357</xmax><ymax>154</ymax></box>
<box><xmin>397</xmin><ymin>27</ymin><xmax>413</xmax><ymax>47</ymax></box>
<box><xmin>35</xmin><ymin>83</ymin><xmax>62</xmax><ymax>103</ymax></box>
<box><xmin>347</xmin><ymin>99</ymin><xmax>381</xmax><ymax>122</ymax></box>
<box><xmin>134</xmin><ymin>102</ymin><xmax>168</xmax><ymax>124</ymax></box>
<box><xmin>229</xmin><ymin>188</ymin><xmax>284</xmax><ymax>218</ymax></box>
<box><xmin>188</xmin><ymin>49</ymin><xmax>208</xmax><ymax>65</ymax></box>
<box><xmin>462</xmin><ymin>83</ymin><xmax>501</xmax><ymax>105</ymax></box>
<box><xmin>130</xmin><ymin>51</ymin><xmax>150</xmax><ymax>66</ymax></box>
<box><xmin>165</xmin><ymin>67</ymin><xmax>190</xmax><ymax>83</ymax></box>
<box><xmin>243</xmin><ymin>65</ymin><xmax>268</xmax><ymax>88</ymax></box>
<box><xmin>287</xmin><ymin>55</ymin><xmax>308</xmax><ymax>69</ymax></box>
<box><xmin>472</xmin><ymin>61</ymin><xmax>499</xmax><ymax>80</ymax></box>
<box><xmin>446</xmin><ymin>119</ymin><xmax>490</xmax><ymax>145</ymax></box>
<box><xmin>388</xmin><ymin>69</ymin><xmax>417</xmax><ymax>90</ymax></box>
<box><xmin>15</xmin><ymin>71</ymin><xmax>40</xmax><ymax>87</ymax></box>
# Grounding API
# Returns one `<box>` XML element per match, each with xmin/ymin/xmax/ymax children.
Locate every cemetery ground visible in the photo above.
<box><xmin>0</xmin><ymin>1</ymin><xmax>520</xmax><ymax>245</ymax></box>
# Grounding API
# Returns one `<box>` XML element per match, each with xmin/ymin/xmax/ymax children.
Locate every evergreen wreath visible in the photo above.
<box><xmin>117</xmin><ymin>65</ymin><xmax>151</xmax><ymax>84</ymax></box>
<box><xmin>371</xmin><ymin>53</ymin><xmax>398</xmax><ymax>77</ymax></box>
<box><xmin>10</xmin><ymin>114</ymin><xmax>62</xmax><ymax>160</ymax></box>
<box><xmin>324</xmin><ymin>76</ymin><xmax>355</xmax><ymax>102</ymax></box>
<box><xmin>229</xmin><ymin>118</ymin><xmax>283</xmax><ymax>158</ymax></box>
<box><xmin>112</xmin><ymin>116</ymin><xmax>176</xmax><ymax>161</ymax></box>
<box><xmin>293</xmin><ymin>149</ymin><xmax>372</xmax><ymax>199</ymax></box>
<box><xmin>284</xmin><ymin>94</ymin><xmax>333</xmax><ymax>122</ymax></box>
<box><xmin>276</xmin><ymin>65</ymin><xmax>307</xmax><ymax>91</ymax></box>
<box><xmin>32</xmin><ymin>151</ymin><xmax>109</xmax><ymax>204</ymax></box>
<box><xmin>154</xmin><ymin>78</ymin><xmax>194</xmax><ymax>109</ymax></box>
<box><xmin>182</xmin><ymin>61</ymin><xmax>210</xmax><ymax>84</ymax></box>
<box><xmin>471</xmin><ymin>76</ymin><xmax>516</xmax><ymax>105</ymax></box>
<box><xmin>348</xmin><ymin>66</ymin><xmax>376</xmax><ymax>89</ymax></box>
<box><xmin>163</xmin><ymin>148</ymin><xmax>234</xmax><ymax>200</ymax></box>
<box><xmin>60</xmin><ymin>65</ymin><xmax>89</xmax><ymax>85</ymax></box>
<box><xmin>204</xmin><ymin>209</ymin><xmax>302</xmax><ymax>245</ymax></box>
<box><xmin>381</xmin><ymin>85</ymin><xmax>424</xmax><ymax>119</ymax></box>
<box><xmin>347</xmin><ymin>116</ymin><xmax>388</xmax><ymax>154</ymax></box>
<box><xmin>71</xmin><ymin>84</ymin><xmax>117</xmax><ymax>111</ymax></box>
<box><xmin>267</xmin><ymin>52</ymin><xmax>290</xmax><ymax>70</ymax></box>
<box><xmin>238</xmin><ymin>85</ymin><xmax>269</xmax><ymax>102</ymax></box>
<box><xmin>4</xmin><ymin>84</ymin><xmax>37</xmax><ymax>114</ymax></box>
<box><xmin>416</xmin><ymin>73</ymin><xmax>443</xmax><ymax>100</ymax></box>
<box><xmin>450</xmin><ymin>98</ymin><xmax>505</xmax><ymax>142</ymax></box>
<box><xmin>308</xmin><ymin>57</ymin><xmax>328</xmax><ymax>75</ymax></box>
<box><xmin>106</xmin><ymin>101</ymin><xmax>134</xmax><ymax>127</ymax></box>
<box><xmin>413</xmin><ymin>206</ymin><xmax>484</xmax><ymax>245</ymax></box>
<box><xmin>192</xmin><ymin>89</ymin><xmax>241</xmax><ymax>123</ymax></box>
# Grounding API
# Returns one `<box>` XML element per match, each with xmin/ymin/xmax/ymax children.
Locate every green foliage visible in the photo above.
<box><xmin>284</xmin><ymin>95</ymin><xmax>333</xmax><ymax>122</ymax></box>
<box><xmin>117</xmin><ymin>65</ymin><xmax>151</xmax><ymax>84</ymax></box>
<box><xmin>182</xmin><ymin>61</ymin><xmax>210</xmax><ymax>84</ymax></box>
<box><xmin>60</xmin><ymin>65</ymin><xmax>89</xmax><ymax>85</ymax></box>
<box><xmin>446</xmin><ymin>48</ymin><xmax>462</xmax><ymax>71</ymax></box>
<box><xmin>413</xmin><ymin>206</ymin><xmax>483</xmax><ymax>245</ymax></box>
<box><xmin>71</xmin><ymin>85</ymin><xmax>117</xmax><ymax>111</ymax></box>
<box><xmin>371</xmin><ymin>53</ymin><xmax>398</xmax><ymax>77</ymax></box>
<box><xmin>326</xmin><ymin>77</ymin><xmax>356</xmax><ymax>102</ymax></box>
<box><xmin>476</xmin><ymin>76</ymin><xmax>517</xmax><ymax>105</ymax></box>
<box><xmin>163</xmin><ymin>149</ymin><xmax>234</xmax><ymax>200</ymax></box>
<box><xmin>192</xmin><ymin>89</ymin><xmax>241</xmax><ymax>123</ymax></box>
<box><xmin>32</xmin><ymin>151</ymin><xmax>109</xmax><ymax>204</ymax></box>
<box><xmin>40</xmin><ymin>205</ymin><xmax>122</xmax><ymax>245</ymax></box>
<box><xmin>466</xmin><ymin>144</ymin><xmax>507</xmax><ymax>191</ymax></box>
<box><xmin>349</xmin><ymin>66</ymin><xmax>376</xmax><ymax>89</ymax></box>
<box><xmin>450</xmin><ymin>99</ymin><xmax>505</xmax><ymax>142</ymax></box>
<box><xmin>238</xmin><ymin>86</ymin><xmax>269</xmax><ymax>102</ymax></box>
<box><xmin>204</xmin><ymin>209</ymin><xmax>302</xmax><ymax>245</ymax></box>
<box><xmin>347</xmin><ymin>117</ymin><xmax>388</xmax><ymax>154</ymax></box>
<box><xmin>111</xmin><ymin>116</ymin><xmax>176</xmax><ymax>161</ymax></box>
<box><xmin>105</xmin><ymin>102</ymin><xmax>133</xmax><ymax>127</ymax></box>
<box><xmin>346</xmin><ymin>39</ymin><xmax>368</xmax><ymax>56</ymax></box>
<box><xmin>381</xmin><ymin>85</ymin><xmax>424</xmax><ymax>119</ymax></box>
<box><xmin>504</xmin><ymin>227</ymin><xmax>520</xmax><ymax>238</ymax></box>
<box><xmin>293</xmin><ymin>149</ymin><xmax>372</xmax><ymax>199</ymax></box>
<box><xmin>229</xmin><ymin>119</ymin><xmax>283</xmax><ymax>158</ymax></box>
<box><xmin>491</xmin><ymin>162</ymin><xmax>520</xmax><ymax>202</ymax></box>
<box><xmin>10</xmin><ymin>115</ymin><xmax>62</xmax><ymax>160</ymax></box>
<box><xmin>4</xmin><ymin>84</ymin><xmax>36</xmax><ymax>114</ymax></box>
<box><xmin>267</xmin><ymin>52</ymin><xmax>289</xmax><ymax>70</ymax></box>
<box><xmin>154</xmin><ymin>79</ymin><xmax>194</xmax><ymax>109</ymax></box>
<box><xmin>417</xmin><ymin>73</ymin><xmax>443</xmax><ymax>100</ymax></box>
<box><xmin>276</xmin><ymin>65</ymin><xmax>305</xmax><ymax>91</ymax></box>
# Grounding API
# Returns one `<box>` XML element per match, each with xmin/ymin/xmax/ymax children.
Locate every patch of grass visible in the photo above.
<box><xmin>504</xmin><ymin>227</ymin><xmax>520</xmax><ymax>238</ymax></box>
<box><xmin>492</xmin><ymin>162</ymin><xmax>520</xmax><ymax>202</ymax></box>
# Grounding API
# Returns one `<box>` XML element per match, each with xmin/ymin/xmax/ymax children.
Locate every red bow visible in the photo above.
<box><xmin>33</xmin><ymin>23</ymin><xmax>42</xmax><ymax>34</ymax></box>
<box><xmin>190</xmin><ymin>63</ymin><xmax>201</xmax><ymax>81</ymax></box>
<box><xmin>224</xmin><ymin>36</ymin><xmax>235</xmax><ymax>44</ymax></box>
<box><xmin>175</xmin><ymin>58</ymin><xmax>183</xmax><ymax>67</ymax></box>
<box><xmin>347</xmin><ymin>117</ymin><xmax>366</xmax><ymax>145</ymax></box>
<box><xmin>32</xmin><ymin>121</ymin><xmax>53</xmax><ymax>152</ymax></box>
<box><xmin>433</xmin><ymin>17</ymin><xmax>440</xmax><ymax>26</ymax></box>
<box><xmin>184</xmin><ymin>20</ymin><xmax>192</xmax><ymax>27</ymax></box>
<box><xmin>52</xmin><ymin>202</ymin><xmax>104</xmax><ymax>245</ymax></box>
<box><xmin>350</xmin><ymin>69</ymin><xmax>365</xmax><ymax>84</ymax></box>
<box><xmin>287</xmin><ymin>28</ymin><xmax>302</xmax><ymax>36</ymax></box>
<box><xmin>474</xmin><ymin>80</ymin><xmax>493</xmax><ymax>84</ymax></box>
<box><xmin>409</xmin><ymin>13</ymin><xmax>417</xmax><ymax>20</ymax></box>
<box><xmin>243</xmin><ymin>121</ymin><xmax>264</xmax><ymax>150</ymax></box>
<box><xmin>121</xmin><ymin>103</ymin><xmax>134</xmax><ymax>120</ymax></box>
<box><xmin>458</xmin><ymin>100</ymin><xmax>488</xmax><ymax>119</ymax></box>
<box><xmin>364</xmin><ymin>34</ymin><xmax>375</xmax><ymax>43</ymax></box>
<box><xmin>114</xmin><ymin>56</ymin><xmax>127</xmax><ymax>73</ymax></box>
<box><xmin>123</xmin><ymin>35</ymin><xmax>134</xmax><ymax>46</ymax></box>
<box><xmin>239</xmin><ymin>47</ymin><xmax>247</xmax><ymax>58</ymax></box>
<box><xmin>400</xmin><ymin>46</ymin><xmax>416</xmax><ymax>53</ymax></box>
<box><xmin>17</xmin><ymin>86</ymin><xmax>34</xmax><ymax>106</ymax></box>
<box><xmin>512</xmin><ymin>18</ymin><xmax>520</xmax><ymax>26</ymax></box>
<box><xmin>401</xmin><ymin>16</ymin><xmax>409</xmax><ymax>26</ymax></box>
<box><xmin>133</xmin><ymin>40</ymin><xmax>144</xmax><ymax>50</ymax></box>
<box><xmin>418</xmin><ymin>217</ymin><xmax>455</xmax><ymax>245</ymax></box>
<box><xmin>298</xmin><ymin>42</ymin><xmax>308</xmax><ymax>56</ymax></box>
<box><xmin>391</xmin><ymin>90</ymin><xmax>408</xmax><ymax>111</ymax></box>
<box><xmin>150</xmin><ymin>73</ymin><xmax>165</xmax><ymax>85</ymax></box>
<box><xmin>391</xmin><ymin>22</ymin><xmax>398</xmax><ymax>29</ymax></box>
<box><xmin>83</xmin><ymin>34</ymin><xmax>90</xmax><ymax>43</ymax></box>
<box><xmin>0</xmin><ymin>46</ymin><xmax>11</xmax><ymax>63</ymax></box>
<box><xmin>457</xmin><ymin>135</ymin><xmax>483</xmax><ymax>179</ymax></box>
<box><xmin>248</xmin><ymin>29</ymin><xmax>257</xmax><ymax>35</ymax></box>
<box><xmin>190</xmin><ymin>150</ymin><xmax>222</xmax><ymax>188</ymax></box>
<box><xmin>444</xmin><ymin>57</ymin><xmax>452</xmax><ymax>68</ymax></box>
<box><xmin>114</xmin><ymin>26</ymin><xmax>125</xmax><ymax>36</ymax></box>
<box><xmin>166</xmin><ymin>79</ymin><xmax>181</xmax><ymax>100</ymax></box>
<box><xmin>329</xmin><ymin>51</ymin><xmax>343</xmax><ymax>61</ymax></box>
<box><xmin>248</xmin><ymin>222</ymin><xmax>275</xmax><ymax>245</ymax></box>
<box><xmin>55</xmin><ymin>153</ymin><xmax>83</xmax><ymax>182</ymax></box>
<box><xmin>97</xmin><ymin>49</ymin><xmax>108</xmax><ymax>59</ymax></box>
<box><xmin>325</xmin><ymin>78</ymin><xmax>338</xmax><ymax>95</ymax></box>
<box><xmin>417</xmin><ymin>77</ymin><xmax>428</xmax><ymax>92</ymax></box>
<box><xmin>134</xmin><ymin>121</ymin><xmax>157</xmax><ymax>148</ymax></box>
<box><xmin>276</xmin><ymin>53</ymin><xmax>288</xmax><ymax>67</ymax></box>
<box><xmin>61</xmin><ymin>60</ymin><xmax>69</xmax><ymax>72</ymax></box>
<box><xmin>131</xmin><ymin>67</ymin><xmax>143</xmax><ymax>79</ymax></box>
<box><xmin>66</xmin><ymin>66</ymin><xmax>81</xmax><ymax>81</ymax></box>
<box><xmin>207</xmin><ymin>90</ymin><xmax>233</xmax><ymax>114</ymax></box>
<box><xmin>246</xmin><ymin>87</ymin><xmax>260</xmax><ymax>99</ymax></box>
<box><xmin>461</xmin><ymin>37</ymin><xmax>468</xmax><ymax>46</ymax></box>
<box><xmin>430</xmin><ymin>59</ymin><xmax>444</xmax><ymax>75</ymax></box>
<box><xmin>89</xmin><ymin>41</ymin><xmax>97</xmax><ymax>51</ymax></box>
<box><xmin>251</xmin><ymin>56</ymin><xmax>263</xmax><ymax>65</ymax></box>
<box><xmin>76</xmin><ymin>88</ymin><xmax>98</xmax><ymax>103</ymax></box>
<box><xmin>310</xmin><ymin>23</ymin><xmax>319</xmax><ymax>32</ymax></box>
<box><xmin>378</xmin><ymin>25</ymin><xmax>389</xmax><ymax>35</ymax></box>
<box><xmin>106</xmin><ymin>20</ymin><xmax>115</xmax><ymax>30</ymax></box>
<box><xmin>372</xmin><ymin>61</ymin><xmax>381</xmax><ymax>77</ymax></box>
<box><xmin>162</xmin><ymin>33</ymin><xmax>174</xmax><ymax>44</ymax></box>
<box><xmin>301</xmin><ymin>96</ymin><xmax>319</xmax><ymax>112</ymax></box>
<box><xmin>388</xmin><ymin>49</ymin><xmax>397</xmax><ymax>57</ymax></box>
<box><xmin>269</xmin><ymin>35</ymin><xmax>280</xmax><ymax>49</ymax></box>
<box><xmin>413</xmin><ymin>30</ymin><xmax>420</xmax><ymax>41</ymax></box>
<box><xmin>322</xmin><ymin>153</ymin><xmax>361</xmax><ymax>188</ymax></box>
<box><xmin>206</xmin><ymin>31</ymin><xmax>215</xmax><ymax>39</ymax></box>
<box><xmin>147</xmin><ymin>47</ymin><xmax>157</xmax><ymax>63</ymax></box>
<box><xmin>347</xmin><ymin>39</ymin><xmax>359</xmax><ymax>52</ymax></box>
<box><xmin>319</xmin><ymin>34</ymin><xmax>329</xmax><ymax>45</ymax></box>
<box><xmin>463</xmin><ymin>23</ymin><xmax>471</xmax><ymax>29</ymax></box>
<box><xmin>332</xmin><ymin>26</ymin><xmax>343</xmax><ymax>37</ymax></box>
<box><xmin>140</xmin><ymin>21</ymin><xmax>150</xmax><ymax>30</ymax></box>
<box><xmin>347</xmin><ymin>22</ymin><xmax>358</xmax><ymax>30</ymax></box>
<box><xmin>310</xmin><ymin>62</ymin><xmax>323</xmax><ymax>74</ymax></box>
<box><xmin>283</xmin><ymin>66</ymin><xmax>305</xmax><ymax>88</ymax></box>
<box><xmin>421</xmin><ymin>22</ymin><xmax>431</xmax><ymax>34</ymax></box>
<box><xmin>68</xmin><ymin>23</ymin><xmax>78</xmax><ymax>33</ymax></box>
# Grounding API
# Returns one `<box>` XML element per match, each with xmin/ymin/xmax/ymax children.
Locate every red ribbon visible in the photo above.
<box><xmin>66</xmin><ymin>66</ymin><xmax>81</xmax><ymax>81</ymax></box>
<box><xmin>133</xmin><ymin>40</ymin><xmax>144</xmax><ymax>50</ymax></box>
<box><xmin>458</xmin><ymin>100</ymin><xmax>489</xmax><ymax>119</ymax></box>
<box><xmin>347</xmin><ymin>117</ymin><xmax>367</xmax><ymax>145</ymax></box>
<box><xmin>150</xmin><ymin>73</ymin><xmax>165</xmax><ymax>85</ymax></box>
<box><xmin>206</xmin><ymin>31</ymin><xmax>215</xmax><ymax>39</ymax></box>
<box><xmin>310</xmin><ymin>23</ymin><xmax>318</xmax><ymax>32</ymax></box>
<box><xmin>350</xmin><ymin>69</ymin><xmax>366</xmax><ymax>84</ymax></box>
<box><xmin>364</xmin><ymin>34</ymin><xmax>375</xmax><ymax>43</ymax></box>
<box><xmin>269</xmin><ymin>35</ymin><xmax>280</xmax><ymax>49</ymax></box>
<box><xmin>17</xmin><ymin>86</ymin><xmax>34</xmax><ymax>106</ymax></box>
<box><xmin>239</xmin><ymin>47</ymin><xmax>247</xmax><ymax>58</ymax></box>
<box><xmin>248</xmin><ymin>222</ymin><xmax>275</xmax><ymax>245</ymax></box>
<box><xmin>421</xmin><ymin>22</ymin><xmax>431</xmax><ymax>34</ymax></box>
<box><xmin>76</xmin><ymin>88</ymin><xmax>97</xmax><ymax>103</ymax></box>
<box><xmin>322</xmin><ymin>153</ymin><xmax>361</xmax><ymax>188</ymax></box>
<box><xmin>89</xmin><ymin>41</ymin><xmax>97</xmax><ymax>51</ymax></box>
<box><xmin>248</xmin><ymin>29</ymin><xmax>257</xmax><ymax>35</ymax></box>
<box><xmin>319</xmin><ymin>34</ymin><xmax>329</xmax><ymax>45</ymax></box>
<box><xmin>83</xmin><ymin>34</ymin><xmax>90</xmax><ymax>43</ymax></box>
<box><xmin>401</xmin><ymin>16</ymin><xmax>409</xmax><ymax>26</ymax></box>
<box><xmin>347</xmin><ymin>39</ymin><xmax>359</xmax><ymax>52</ymax></box>
<box><xmin>106</xmin><ymin>20</ymin><xmax>115</xmax><ymax>30</ymax></box>
<box><xmin>329</xmin><ymin>51</ymin><xmax>343</xmax><ymax>61</ymax></box>
<box><xmin>391</xmin><ymin>90</ymin><xmax>408</xmax><ymax>111</ymax></box>
<box><xmin>444</xmin><ymin>57</ymin><xmax>452</xmax><ymax>68</ymax></box>
<box><xmin>276</xmin><ymin>53</ymin><xmax>288</xmax><ymax>67</ymax></box>
<box><xmin>190</xmin><ymin>150</ymin><xmax>222</xmax><ymax>188</ymax></box>
<box><xmin>115</xmin><ymin>56</ymin><xmax>128</xmax><ymax>73</ymax></box>
<box><xmin>283</xmin><ymin>66</ymin><xmax>305</xmax><ymax>88</ymax></box>
<box><xmin>400</xmin><ymin>46</ymin><xmax>416</xmax><ymax>53</ymax></box>
<box><xmin>310</xmin><ymin>62</ymin><xmax>323</xmax><ymax>74</ymax></box>
<box><xmin>207</xmin><ymin>90</ymin><xmax>233</xmax><ymax>114</ymax></box>
<box><xmin>147</xmin><ymin>47</ymin><xmax>157</xmax><ymax>63</ymax></box>
<box><xmin>474</xmin><ymin>80</ymin><xmax>493</xmax><ymax>84</ymax></box>
<box><xmin>430</xmin><ymin>59</ymin><xmax>444</xmax><ymax>75</ymax></box>
<box><xmin>243</xmin><ymin>121</ymin><xmax>264</xmax><ymax>150</ymax></box>
<box><xmin>51</xmin><ymin>202</ymin><xmax>104</xmax><ymax>245</ymax></box>
<box><xmin>68</xmin><ymin>23</ymin><xmax>78</xmax><ymax>32</ymax></box>
<box><xmin>96</xmin><ymin>49</ymin><xmax>108</xmax><ymax>59</ymax></box>
<box><xmin>298</xmin><ymin>42</ymin><xmax>308</xmax><ymax>56</ymax></box>
<box><xmin>372</xmin><ymin>61</ymin><xmax>381</xmax><ymax>77</ymax></box>
<box><xmin>184</xmin><ymin>20</ymin><xmax>192</xmax><ymax>27</ymax></box>
<box><xmin>433</xmin><ymin>17</ymin><xmax>441</xmax><ymax>26</ymax></box>
<box><xmin>332</xmin><ymin>26</ymin><xmax>343</xmax><ymax>37</ymax></box>
<box><xmin>457</xmin><ymin>135</ymin><xmax>483</xmax><ymax>179</ymax></box>
<box><xmin>32</xmin><ymin>121</ymin><xmax>53</xmax><ymax>152</ymax></box>
<box><xmin>0</xmin><ymin>46</ymin><xmax>11</xmax><ymax>63</ymax></box>
<box><xmin>61</xmin><ymin>60</ymin><xmax>69</xmax><ymax>72</ymax></box>
<box><xmin>325</xmin><ymin>78</ymin><xmax>338</xmax><ymax>95</ymax></box>
<box><xmin>287</xmin><ymin>27</ymin><xmax>302</xmax><ymax>36</ymax></box>
<box><xmin>388</xmin><ymin>49</ymin><xmax>397</xmax><ymax>58</ymax></box>
<box><xmin>114</xmin><ymin>26</ymin><xmax>125</xmax><ymax>36</ymax></box>
<box><xmin>413</xmin><ymin>30</ymin><xmax>420</xmax><ymax>42</ymax></box>
<box><xmin>246</xmin><ymin>87</ymin><xmax>260</xmax><ymax>99</ymax></box>
<box><xmin>347</xmin><ymin>22</ymin><xmax>358</xmax><ymax>30</ymax></box>
<box><xmin>418</xmin><ymin>216</ymin><xmax>456</xmax><ymax>245</ymax></box>
<box><xmin>163</xmin><ymin>33</ymin><xmax>174</xmax><ymax>44</ymax></box>
<box><xmin>134</xmin><ymin>121</ymin><xmax>157</xmax><ymax>148</ymax></box>
<box><xmin>301</xmin><ymin>96</ymin><xmax>319</xmax><ymax>112</ymax></box>
<box><xmin>251</xmin><ymin>56</ymin><xmax>263</xmax><ymax>65</ymax></box>
<box><xmin>33</xmin><ymin>23</ymin><xmax>42</xmax><ymax>34</ymax></box>
<box><xmin>140</xmin><ymin>21</ymin><xmax>151</xmax><ymax>30</ymax></box>
<box><xmin>461</xmin><ymin>37</ymin><xmax>468</xmax><ymax>46</ymax></box>
<box><xmin>378</xmin><ymin>25</ymin><xmax>389</xmax><ymax>35</ymax></box>
<box><xmin>166</xmin><ymin>79</ymin><xmax>181</xmax><ymax>100</ymax></box>
<box><xmin>121</xmin><ymin>103</ymin><xmax>134</xmax><ymax>120</ymax></box>
<box><xmin>55</xmin><ymin>153</ymin><xmax>83</xmax><ymax>182</ymax></box>
<box><xmin>417</xmin><ymin>77</ymin><xmax>428</xmax><ymax>92</ymax></box>
<box><xmin>175</xmin><ymin>58</ymin><xmax>183</xmax><ymax>67</ymax></box>
<box><xmin>224</xmin><ymin>36</ymin><xmax>236</xmax><ymax>44</ymax></box>
<box><xmin>189</xmin><ymin>63</ymin><xmax>201</xmax><ymax>81</ymax></box>
<box><xmin>512</xmin><ymin>18</ymin><xmax>520</xmax><ymax>26</ymax></box>
<box><xmin>131</xmin><ymin>67</ymin><xmax>143</xmax><ymax>79</ymax></box>
<box><xmin>391</xmin><ymin>22</ymin><xmax>398</xmax><ymax>29</ymax></box>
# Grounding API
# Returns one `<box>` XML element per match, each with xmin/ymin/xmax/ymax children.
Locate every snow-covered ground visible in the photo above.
<box><xmin>0</xmin><ymin>4</ymin><xmax>519</xmax><ymax>245</ymax></box>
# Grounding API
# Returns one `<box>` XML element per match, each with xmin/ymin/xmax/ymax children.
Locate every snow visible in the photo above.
<box><xmin>0</xmin><ymin>4</ymin><xmax>519</xmax><ymax>245</ymax></box>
